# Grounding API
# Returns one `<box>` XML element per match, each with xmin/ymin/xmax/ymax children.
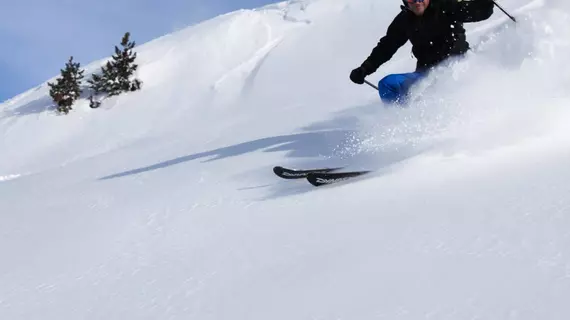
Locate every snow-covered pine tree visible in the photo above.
<box><xmin>48</xmin><ymin>56</ymin><xmax>85</xmax><ymax>114</ymax></box>
<box><xmin>111</xmin><ymin>32</ymin><xmax>142</xmax><ymax>94</ymax></box>
<box><xmin>87</xmin><ymin>32</ymin><xmax>142</xmax><ymax>107</ymax></box>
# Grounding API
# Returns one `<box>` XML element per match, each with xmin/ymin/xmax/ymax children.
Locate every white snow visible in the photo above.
<box><xmin>2</xmin><ymin>0</ymin><xmax>570</xmax><ymax>319</ymax></box>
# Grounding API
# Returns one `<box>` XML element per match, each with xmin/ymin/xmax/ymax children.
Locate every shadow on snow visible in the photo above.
<box><xmin>101</xmin><ymin>102</ymin><xmax>428</xmax><ymax>200</ymax></box>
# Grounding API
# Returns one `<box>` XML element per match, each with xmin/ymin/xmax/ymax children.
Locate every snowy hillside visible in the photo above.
<box><xmin>2</xmin><ymin>0</ymin><xmax>570</xmax><ymax>319</ymax></box>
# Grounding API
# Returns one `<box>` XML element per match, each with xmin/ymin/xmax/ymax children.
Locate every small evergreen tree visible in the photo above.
<box><xmin>48</xmin><ymin>56</ymin><xmax>85</xmax><ymax>114</ymax></box>
<box><xmin>88</xmin><ymin>32</ymin><xmax>142</xmax><ymax>105</ymax></box>
<box><xmin>112</xmin><ymin>32</ymin><xmax>142</xmax><ymax>93</ymax></box>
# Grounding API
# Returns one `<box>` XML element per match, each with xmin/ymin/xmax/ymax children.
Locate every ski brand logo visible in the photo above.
<box><xmin>315</xmin><ymin>177</ymin><xmax>351</xmax><ymax>184</ymax></box>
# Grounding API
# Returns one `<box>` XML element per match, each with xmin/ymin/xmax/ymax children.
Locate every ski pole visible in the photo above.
<box><xmin>492</xmin><ymin>0</ymin><xmax>516</xmax><ymax>23</ymax></box>
<box><xmin>364</xmin><ymin>79</ymin><xmax>378</xmax><ymax>91</ymax></box>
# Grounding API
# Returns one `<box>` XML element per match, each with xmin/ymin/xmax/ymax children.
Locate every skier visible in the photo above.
<box><xmin>349</xmin><ymin>0</ymin><xmax>495</xmax><ymax>103</ymax></box>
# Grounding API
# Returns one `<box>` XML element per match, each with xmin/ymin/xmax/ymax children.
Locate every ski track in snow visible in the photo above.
<box><xmin>213</xmin><ymin>38</ymin><xmax>283</xmax><ymax>92</ymax></box>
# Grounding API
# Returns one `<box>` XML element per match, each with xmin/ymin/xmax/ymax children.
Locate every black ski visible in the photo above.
<box><xmin>306</xmin><ymin>170</ymin><xmax>371</xmax><ymax>187</ymax></box>
<box><xmin>273</xmin><ymin>166</ymin><xmax>342</xmax><ymax>179</ymax></box>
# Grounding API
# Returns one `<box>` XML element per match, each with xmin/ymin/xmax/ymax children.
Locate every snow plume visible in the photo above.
<box><xmin>349</xmin><ymin>1</ymin><xmax>570</xmax><ymax>173</ymax></box>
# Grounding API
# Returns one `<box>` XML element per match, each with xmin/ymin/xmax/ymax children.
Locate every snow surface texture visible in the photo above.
<box><xmin>2</xmin><ymin>0</ymin><xmax>570</xmax><ymax>319</ymax></box>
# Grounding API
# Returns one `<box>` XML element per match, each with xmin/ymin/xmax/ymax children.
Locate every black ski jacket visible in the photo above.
<box><xmin>360</xmin><ymin>0</ymin><xmax>494</xmax><ymax>73</ymax></box>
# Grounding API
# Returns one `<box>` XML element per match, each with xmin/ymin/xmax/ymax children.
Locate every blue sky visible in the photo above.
<box><xmin>0</xmin><ymin>0</ymin><xmax>276</xmax><ymax>102</ymax></box>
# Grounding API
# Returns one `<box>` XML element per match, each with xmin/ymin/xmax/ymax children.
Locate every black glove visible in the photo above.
<box><xmin>350</xmin><ymin>67</ymin><xmax>367</xmax><ymax>85</ymax></box>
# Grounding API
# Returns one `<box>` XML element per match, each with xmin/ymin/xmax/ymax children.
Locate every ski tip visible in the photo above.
<box><xmin>274</xmin><ymin>166</ymin><xmax>306</xmax><ymax>179</ymax></box>
<box><xmin>273</xmin><ymin>166</ymin><xmax>285</xmax><ymax>176</ymax></box>
<box><xmin>306</xmin><ymin>174</ymin><xmax>322</xmax><ymax>187</ymax></box>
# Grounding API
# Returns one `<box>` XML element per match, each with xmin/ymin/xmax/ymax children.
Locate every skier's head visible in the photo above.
<box><xmin>406</xmin><ymin>0</ymin><xmax>430</xmax><ymax>16</ymax></box>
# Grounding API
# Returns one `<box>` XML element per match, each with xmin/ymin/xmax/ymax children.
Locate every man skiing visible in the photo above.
<box><xmin>350</xmin><ymin>0</ymin><xmax>495</xmax><ymax>103</ymax></box>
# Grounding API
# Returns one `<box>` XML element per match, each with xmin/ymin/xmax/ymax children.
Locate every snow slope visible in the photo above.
<box><xmin>2</xmin><ymin>0</ymin><xmax>570</xmax><ymax>319</ymax></box>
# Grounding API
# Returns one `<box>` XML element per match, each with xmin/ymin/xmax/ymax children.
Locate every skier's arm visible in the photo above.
<box><xmin>447</xmin><ymin>0</ymin><xmax>494</xmax><ymax>23</ymax></box>
<box><xmin>360</xmin><ymin>12</ymin><xmax>408</xmax><ymax>75</ymax></box>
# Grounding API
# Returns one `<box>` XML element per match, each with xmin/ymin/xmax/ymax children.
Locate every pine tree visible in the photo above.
<box><xmin>112</xmin><ymin>32</ymin><xmax>142</xmax><ymax>94</ymax></box>
<box><xmin>48</xmin><ymin>56</ymin><xmax>85</xmax><ymax>114</ymax></box>
<box><xmin>87</xmin><ymin>32</ymin><xmax>142</xmax><ymax>102</ymax></box>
